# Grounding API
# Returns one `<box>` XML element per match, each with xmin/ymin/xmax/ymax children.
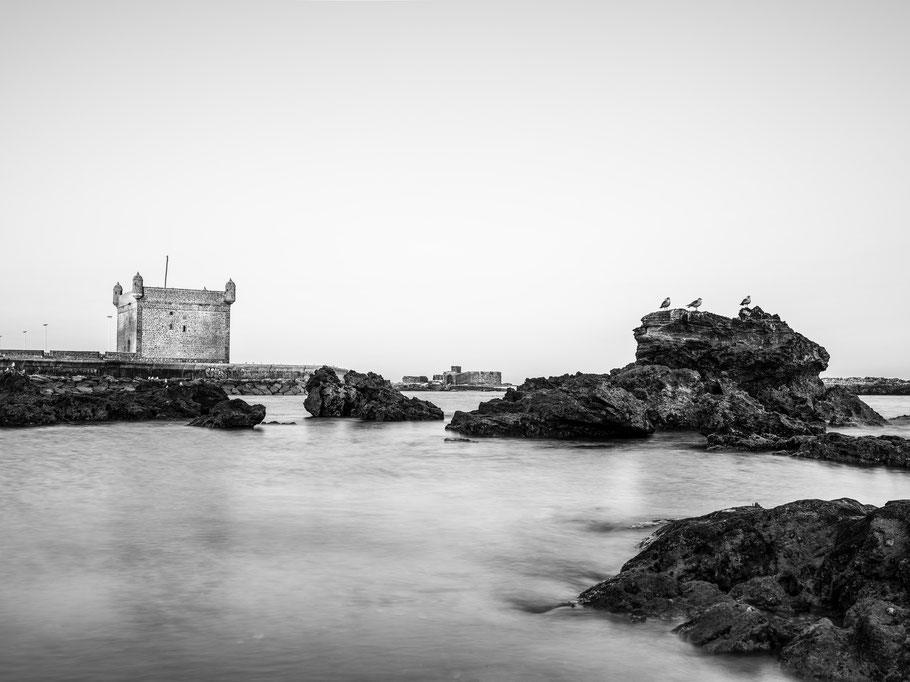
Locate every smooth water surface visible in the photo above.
<box><xmin>2</xmin><ymin>392</ymin><xmax>909</xmax><ymax>681</ymax></box>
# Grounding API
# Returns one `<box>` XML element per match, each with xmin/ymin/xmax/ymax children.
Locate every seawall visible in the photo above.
<box><xmin>0</xmin><ymin>350</ymin><xmax>343</xmax><ymax>389</ymax></box>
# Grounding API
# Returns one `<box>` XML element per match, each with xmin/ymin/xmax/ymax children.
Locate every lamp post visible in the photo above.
<box><xmin>107</xmin><ymin>315</ymin><xmax>113</xmax><ymax>352</ymax></box>
<box><xmin>23</xmin><ymin>330</ymin><xmax>27</xmax><ymax>348</ymax></box>
<box><xmin>43</xmin><ymin>323</ymin><xmax>48</xmax><ymax>353</ymax></box>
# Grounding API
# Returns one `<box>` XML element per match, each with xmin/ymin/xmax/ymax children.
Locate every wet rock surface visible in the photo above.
<box><xmin>0</xmin><ymin>370</ymin><xmax>227</xmax><ymax>426</ymax></box>
<box><xmin>446</xmin><ymin>373</ymin><xmax>653</xmax><ymax>439</ymax></box>
<box><xmin>304</xmin><ymin>366</ymin><xmax>443</xmax><ymax>421</ymax></box>
<box><xmin>187</xmin><ymin>398</ymin><xmax>266</xmax><ymax>429</ymax></box>
<box><xmin>707</xmin><ymin>432</ymin><xmax>910</xmax><ymax>468</ymax></box>
<box><xmin>577</xmin><ymin>498</ymin><xmax>910</xmax><ymax>680</ymax></box>
<box><xmin>446</xmin><ymin>306</ymin><xmax>885</xmax><ymax>441</ymax></box>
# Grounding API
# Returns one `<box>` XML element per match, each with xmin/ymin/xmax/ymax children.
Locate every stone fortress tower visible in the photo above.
<box><xmin>112</xmin><ymin>273</ymin><xmax>236</xmax><ymax>363</ymax></box>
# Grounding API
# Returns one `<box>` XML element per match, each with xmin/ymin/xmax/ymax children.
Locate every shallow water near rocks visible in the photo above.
<box><xmin>1</xmin><ymin>392</ymin><xmax>908</xmax><ymax>681</ymax></box>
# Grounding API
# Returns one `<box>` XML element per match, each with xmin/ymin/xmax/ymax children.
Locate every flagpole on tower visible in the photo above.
<box><xmin>164</xmin><ymin>255</ymin><xmax>169</xmax><ymax>289</ymax></box>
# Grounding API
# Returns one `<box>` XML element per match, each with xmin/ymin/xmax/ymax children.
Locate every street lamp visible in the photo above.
<box><xmin>22</xmin><ymin>330</ymin><xmax>27</xmax><ymax>348</ymax></box>
<box><xmin>43</xmin><ymin>323</ymin><xmax>48</xmax><ymax>353</ymax></box>
<box><xmin>107</xmin><ymin>315</ymin><xmax>113</xmax><ymax>352</ymax></box>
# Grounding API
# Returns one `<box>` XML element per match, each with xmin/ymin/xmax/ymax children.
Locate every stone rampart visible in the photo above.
<box><xmin>455</xmin><ymin>370</ymin><xmax>502</xmax><ymax>386</ymax></box>
<box><xmin>0</xmin><ymin>354</ymin><xmax>341</xmax><ymax>384</ymax></box>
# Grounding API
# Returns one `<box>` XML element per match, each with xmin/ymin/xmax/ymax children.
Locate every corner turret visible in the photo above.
<box><xmin>112</xmin><ymin>282</ymin><xmax>122</xmax><ymax>306</ymax></box>
<box><xmin>224</xmin><ymin>278</ymin><xmax>236</xmax><ymax>304</ymax></box>
<box><xmin>132</xmin><ymin>272</ymin><xmax>144</xmax><ymax>299</ymax></box>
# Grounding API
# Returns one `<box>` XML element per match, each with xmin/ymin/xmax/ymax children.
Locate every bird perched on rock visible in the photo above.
<box><xmin>740</xmin><ymin>295</ymin><xmax>751</xmax><ymax>307</ymax></box>
<box><xmin>686</xmin><ymin>298</ymin><xmax>702</xmax><ymax>310</ymax></box>
<box><xmin>660</xmin><ymin>297</ymin><xmax>671</xmax><ymax>309</ymax></box>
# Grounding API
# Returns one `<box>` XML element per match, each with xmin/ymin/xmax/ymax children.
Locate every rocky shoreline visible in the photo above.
<box><xmin>0</xmin><ymin>370</ymin><xmax>265</xmax><ymax>429</ymax></box>
<box><xmin>575</xmin><ymin>498</ymin><xmax>910</xmax><ymax>680</ymax></box>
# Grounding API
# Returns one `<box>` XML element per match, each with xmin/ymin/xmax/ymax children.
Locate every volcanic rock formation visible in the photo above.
<box><xmin>304</xmin><ymin>366</ymin><xmax>443</xmax><ymax>421</ymax></box>
<box><xmin>576</xmin><ymin>498</ymin><xmax>910</xmax><ymax>680</ymax></box>
<box><xmin>446</xmin><ymin>307</ymin><xmax>884</xmax><ymax>441</ymax></box>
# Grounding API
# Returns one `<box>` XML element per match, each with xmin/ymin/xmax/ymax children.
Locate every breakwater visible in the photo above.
<box><xmin>822</xmin><ymin>376</ymin><xmax>910</xmax><ymax>395</ymax></box>
<box><xmin>0</xmin><ymin>350</ymin><xmax>341</xmax><ymax>387</ymax></box>
<box><xmin>22</xmin><ymin>373</ymin><xmax>310</xmax><ymax>397</ymax></box>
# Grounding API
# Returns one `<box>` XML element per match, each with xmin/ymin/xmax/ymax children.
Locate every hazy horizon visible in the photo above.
<box><xmin>2</xmin><ymin>0</ymin><xmax>908</xmax><ymax>384</ymax></box>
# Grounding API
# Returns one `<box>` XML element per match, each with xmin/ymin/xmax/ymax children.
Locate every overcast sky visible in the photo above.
<box><xmin>1</xmin><ymin>0</ymin><xmax>908</xmax><ymax>384</ymax></box>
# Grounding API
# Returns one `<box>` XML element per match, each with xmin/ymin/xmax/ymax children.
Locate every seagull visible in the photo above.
<box><xmin>740</xmin><ymin>295</ymin><xmax>751</xmax><ymax>307</ymax></box>
<box><xmin>686</xmin><ymin>297</ymin><xmax>702</xmax><ymax>310</ymax></box>
<box><xmin>660</xmin><ymin>297</ymin><xmax>671</xmax><ymax>309</ymax></box>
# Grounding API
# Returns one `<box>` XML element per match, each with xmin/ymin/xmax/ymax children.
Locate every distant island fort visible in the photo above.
<box><xmin>400</xmin><ymin>366</ymin><xmax>504</xmax><ymax>390</ymax></box>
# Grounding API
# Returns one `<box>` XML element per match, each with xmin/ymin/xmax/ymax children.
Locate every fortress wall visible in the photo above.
<box><xmin>139</xmin><ymin>301</ymin><xmax>231</xmax><ymax>361</ymax></box>
<box><xmin>455</xmin><ymin>371</ymin><xmax>502</xmax><ymax>385</ymax></box>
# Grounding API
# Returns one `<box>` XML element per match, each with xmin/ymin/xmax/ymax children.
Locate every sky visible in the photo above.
<box><xmin>1</xmin><ymin>0</ymin><xmax>908</xmax><ymax>384</ymax></box>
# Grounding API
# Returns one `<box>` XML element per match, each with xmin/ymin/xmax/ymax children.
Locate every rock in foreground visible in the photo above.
<box><xmin>0</xmin><ymin>371</ymin><xmax>227</xmax><ymax>426</ymax></box>
<box><xmin>577</xmin><ymin>498</ymin><xmax>910</xmax><ymax>680</ymax></box>
<box><xmin>446</xmin><ymin>373</ymin><xmax>653</xmax><ymax>439</ymax></box>
<box><xmin>187</xmin><ymin>398</ymin><xmax>266</xmax><ymax>429</ymax></box>
<box><xmin>304</xmin><ymin>366</ymin><xmax>443</xmax><ymax>421</ymax></box>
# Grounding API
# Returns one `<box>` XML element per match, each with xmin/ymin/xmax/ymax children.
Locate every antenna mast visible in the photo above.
<box><xmin>164</xmin><ymin>255</ymin><xmax>169</xmax><ymax>289</ymax></box>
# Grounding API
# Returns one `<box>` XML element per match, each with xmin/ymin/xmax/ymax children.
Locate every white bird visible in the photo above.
<box><xmin>660</xmin><ymin>297</ymin><xmax>671</xmax><ymax>309</ymax></box>
<box><xmin>740</xmin><ymin>295</ymin><xmax>751</xmax><ymax>307</ymax></box>
<box><xmin>686</xmin><ymin>297</ymin><xmax>702</xmax><ymax>310</ymax></box>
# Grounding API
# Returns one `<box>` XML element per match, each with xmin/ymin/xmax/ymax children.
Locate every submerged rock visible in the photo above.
<box><xmin>0</xmin><ymin>371</ymin><xmax>228</xmax><ymax>426</ymax></box>
<box><xmin>304</xmin><ymin>366</ymin><xmax>443</xmax><ymax>421</ymax></box>
<box><xmin>446</xmin><ymin>373</ymin><xmax>653</xmax><ymax>439</ymax></box>
<box><xmin>577</xmin><ymin>498</ymin><xmax>910</xmax><ymax>680</ymax></box>
<box><xmin>187</xmin><ymin>398</ymin><xmax>265</xmax><ymax>429</ymax></box>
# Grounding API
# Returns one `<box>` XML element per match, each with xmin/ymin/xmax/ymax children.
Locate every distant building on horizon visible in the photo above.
<box><xmin>112</xmin><ymin>272</ymin><xmax>236</xmax><ymax>363</ymax></box>
<box><xmin>441</xmin><ymin>365</ymin><xmax>502</xmax><ymax>387</ymax></box>
<box><xmin>402</xmin><ymin>366</ymin><xmax>503</xmax><ymax>387</ymax></box>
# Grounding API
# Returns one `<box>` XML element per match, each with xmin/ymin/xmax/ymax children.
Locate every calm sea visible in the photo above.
<box><xmin>1</xmin><ymin>392</ymin><xmax>909</xmax><ymax>682</ymax></box>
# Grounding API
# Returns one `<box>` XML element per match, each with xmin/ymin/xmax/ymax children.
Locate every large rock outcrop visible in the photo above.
<box><xmin>0</xmin><ymin>371</ymin><xmax>228</xmax><ymax>426</ymax></box>
<box><xmin>446</xmin><ymin>307</ymin><xmax>885</xmax><ymax>441</ymax></box>
<box><xmin>445</xmin><ymin>373</ymin><xmax>653</xmax><ymax>439</ymax></box>
<box><xmin>304</xmin><ymin>366</ymin><xmax>443</xmax><ymax>421</ymax></box>
<box><xmin>187</xmin><ymin>398</ymin><xmax>266</xmax><ymax>429</ymax></box>
<box><xmin>576</xmin><ymin>498</ymin><xmax>910</xmax><ymax>680</ymax></box>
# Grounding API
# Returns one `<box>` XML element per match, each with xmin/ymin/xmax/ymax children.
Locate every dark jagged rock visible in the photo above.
<box><xmin>707</xmin><ymin>432</ymin><xmax>910</xmax><ymax>468</ymax></box>
<box><xmin>445</xmin><ymin>306</ymin><xmax>885</xmax><ymax>441</ymax></box>
<box><xmin>187</xmin><ymin>398</ymin><xmax>265</xmax><ymax>429</ymax></box>
<box><xmin>303</xmin><ymin>366</ymin><xmax>443</xmax><ymax>421</ymax></box>
<box><xmin>446</xmin><ymin>373</ymin><xmax>653</xmax><ymax>439</ymax></box>
<box><xmin>793</xmin><ymin>433</ymin><xmax>910</xmax><ymax>468</ymax></box>
<box><xmin>814</xmin><ymin>385</ymin><xmax>888</xmax><ymax>427</ymax></box>
<box><xmin>634</xmin><ymin>307</ymin><xmax>879</xmax><ymax>428</ymax></box>
<box><xmin>577</xmin><ymin>498</ymin><xmax>910</xmax><ymax>680</ymax></box>
<box><xmin>0</xmin><ymin>371</ymin><xmax>228</xmax><ymax>426</ymax></box>
<box><xmin>634</xmin><ymin>306</ymin><xmax>827</xmax><ymax>394</ymax></box>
